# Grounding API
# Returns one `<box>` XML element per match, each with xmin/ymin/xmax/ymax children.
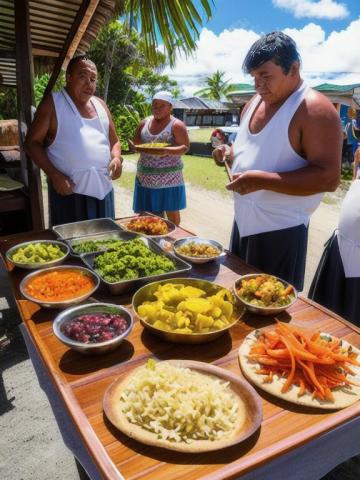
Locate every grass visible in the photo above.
<box><xmin>116</xmin><ymin>153</ymin><xmax>230</xmax><ymax>197</ymax></box>
<box><xmin>187</xmin><ymin>127</ymin><xmax>213</xmax><ymax>143</ymax></box>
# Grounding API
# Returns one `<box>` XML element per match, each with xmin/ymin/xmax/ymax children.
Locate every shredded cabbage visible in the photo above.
<box><xmin>119</xmin><ymin>360</ymin><xmax>240</xmax><ymax>443</ymax></box>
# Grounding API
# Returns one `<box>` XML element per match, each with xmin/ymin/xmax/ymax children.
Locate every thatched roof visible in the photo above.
<box><xmin>180</xmin><ymin>97</ymin><xmax>229</xmax><ymax>111</ymax></box>
<box><xmin>0</xmin><ymin>0</ymin><xmax>116</xmax><ymax>87</ymax></box>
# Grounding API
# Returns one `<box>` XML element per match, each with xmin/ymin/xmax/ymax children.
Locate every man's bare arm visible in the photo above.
<box><xmin>227</xmin><ymin>92</ymin><xmax>342</xmax><ymax>196</ymax></box>
<box><xmin>25</xmin><ymin>96</ymin><xmax>74</xmax><ymax>195</ymax></box>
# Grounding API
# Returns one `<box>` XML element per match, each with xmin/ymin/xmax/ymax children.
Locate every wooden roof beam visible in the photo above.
<box><xmin>43</xmin><ymin>0</ymin><xmax>100</xmax><ymax>98</ymax></box>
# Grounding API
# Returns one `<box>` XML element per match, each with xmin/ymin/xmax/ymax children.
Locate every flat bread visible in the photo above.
<box><xmin>239</xmin><ymin>330</ymin><xmax>360</xmax><ymax>410</ymax></box>
<box><xmin>103</xmin><ymin>360</ymin><xmax>262</xmax><ymax>453</ymax></box>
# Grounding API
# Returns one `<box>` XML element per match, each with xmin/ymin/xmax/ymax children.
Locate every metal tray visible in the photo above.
<box><xmin>52</xmin><ymin>218</ymin><xmax>123</xmax><ymax>240</ymax></box>
<box><xmin>65</xmin><ymin>230</ymin><xmax>128</xmax><ymax>257</ymax></box>
<box><xmin>80</xmin><ymin>231</ymin><xmax>192</xmax><ymax>295</ymax></box>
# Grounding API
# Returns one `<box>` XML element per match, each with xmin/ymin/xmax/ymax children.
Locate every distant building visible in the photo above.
<box><xmin>173</xmin><ymin>97</ymin><xmax>240</xmax><ymax>127</ymax></box>
<box><xmin>227</xmin><ymin>82</ymin><xmax>360</xmax><ymax>112</ymax></box>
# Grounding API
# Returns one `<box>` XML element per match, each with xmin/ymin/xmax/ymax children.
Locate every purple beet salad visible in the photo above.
<box><xmin>61</xmin><ymin>313</ymin><xmax>128</xmax><ymax>344</ymax></box>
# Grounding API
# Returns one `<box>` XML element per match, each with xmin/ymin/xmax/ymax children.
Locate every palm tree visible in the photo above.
<box><xmin>194</xmin><ymin>70</ymin><xmax>233</xmax><ymax>100</ymax></box>
<box><xmin>123</xmin><ymin>0</ymin><xmax>214</xmax><ymax>66</ymax></box>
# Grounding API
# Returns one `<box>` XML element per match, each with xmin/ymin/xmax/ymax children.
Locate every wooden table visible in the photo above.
<box><xmin>1</xmin><ymin>221</ymin><xmax>360</xmax><ymax>480</ymax></box>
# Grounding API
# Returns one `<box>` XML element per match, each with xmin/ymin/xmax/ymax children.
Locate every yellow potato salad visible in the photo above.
<box><xmin>137</xmin><ymin>283</ymin><xmax>235</xmax><ymax>334</ymax></box>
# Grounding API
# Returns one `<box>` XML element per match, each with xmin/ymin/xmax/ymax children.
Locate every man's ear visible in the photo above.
<box><xmin>289</xmin><ymin>62</ymin><xmax>299</xmax><ymax>77</ymax></box>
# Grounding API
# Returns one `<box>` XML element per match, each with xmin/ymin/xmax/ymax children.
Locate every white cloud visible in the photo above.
<box><xmin>272</xmin><ymin>0</ymin><xmax>349</xmax><ymax>20</ymax></box>
<box><xmin>165</xmin><ymin>19</ymin><xmax>360</xmax><ymax>96</ymax></box>
<box><xmin>164</xmin><ymin>28</ymin><xmax>259</xmax><ymax>96</ymax></box>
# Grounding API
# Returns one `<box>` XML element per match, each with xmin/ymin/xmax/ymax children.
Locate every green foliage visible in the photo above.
<box><xmin>111</xmin><ymin>95</ymin><xmax>152</xmax><ymax>150</ymax></box>
<box><xmin>89</xmin><ymin>20</ymin><xmax>182</xmax><ymax>148</ymax></box>
<box><xmin>35</xmin><ymin>73</ymin><xmax>65</xmax><ymax>105</ymax></box>
<box><xmin>89</xmin><ymin>20</ymin><xmax>179</xmax><ymax>106</ymax></box>
<box><xmin>33</xmin><ymin>73</ymin><xmax>65</xmax><ymax>105</ymax></box>
<box><xmin>123</xmin><ymin>0</ymin><xmax>213</xmax><ymax>66</ymax></box>
<box><xmin>195</xmin><ymin>70</ymin><xmax>233</xmax><ymax>100</ymax></box>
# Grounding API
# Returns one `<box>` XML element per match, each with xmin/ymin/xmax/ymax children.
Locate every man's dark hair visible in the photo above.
<box><xmin>66</xmin><ymin>55</ymin><xmax>96</xmax><ymax>75</ymax></box>
<box><xmin>243</xmin><ymin>32</ymin><xmax>300</xmax><ymax>74</ymax></box>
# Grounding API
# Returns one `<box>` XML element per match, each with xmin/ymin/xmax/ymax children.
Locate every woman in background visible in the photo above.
<box><xmin>132</xmin><ymin>91</ymin><xmax>189</xmax><ymax>226</ymax></box>
<box><xmin>309</xmin><ymin>180</ymin><xmax>360</xmax><ymax>325</ymax></box>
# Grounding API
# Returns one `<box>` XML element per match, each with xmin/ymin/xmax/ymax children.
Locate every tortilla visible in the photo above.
<box><xmin>103</xmin><ymin>359</ymin><xmax>262</xmax><ymax>453</ymax></box>
<box><xmin>238</xmin><ymin>330</ymin><xmax>360</xmax><ymax>410</ymax></box>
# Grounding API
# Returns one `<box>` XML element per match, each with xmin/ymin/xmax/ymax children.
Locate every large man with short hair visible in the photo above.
<box><xmin>213</xmin><ymin>32</ymin><xmax>342</xmax><ymax>291</ymax></box>
<box><xmin>25</xmin><ymin>55</ymin><xmax>123</xmax><ymax>225</ymax></box>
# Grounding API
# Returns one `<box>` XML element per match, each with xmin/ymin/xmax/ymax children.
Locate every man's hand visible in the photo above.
<box><xmin>212</xmin><ymin>144</ymin><xmax>231</xmax><ymax>166</ymax></box>
<box><xmin>108</xmin><ymin>156</ymin><xmax>123</xmax><ymax>180</ymax></box>
<box><xmin>226</xmin><ymin>170</ymin><xmax>270</xmax><ymax>195</ymax></box>
<box><xmin>50</xmin><ymin>171</ymin><xmax>74</xmax><ymax>196</ymax></box>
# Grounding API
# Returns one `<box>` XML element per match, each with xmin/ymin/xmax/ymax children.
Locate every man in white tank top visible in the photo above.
<box><xmin>213</xmin><ymin>32</ymin><xmax>342</xmax><ymax>291</ymax></box>
<box><xmin>25</xmin><ymin>55</ymin><xmax>123</xmax><ymax>225</ymax></box>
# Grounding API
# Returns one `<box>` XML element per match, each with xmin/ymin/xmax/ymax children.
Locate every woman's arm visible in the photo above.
<box><xmin>163</xmin><ymin>119</ymin><xmax>189</xmax><ymax>155</ymax></box>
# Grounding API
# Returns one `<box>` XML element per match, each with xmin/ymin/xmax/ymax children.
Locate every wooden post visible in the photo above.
<box><xmin>15</xmin><ymin>0</ymin><xmax>44</xmax><ymax>230</ymax></box>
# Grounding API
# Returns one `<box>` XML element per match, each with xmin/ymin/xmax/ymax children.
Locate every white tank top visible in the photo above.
<box><xmin>231</xmin><ymin>82</ymin><xmax>323</xmax><ymax>237</ymax></box>
<box><xmin>337</xmin><ymin>180</ymin><xmax>360</xmax><ymax>278</ymax></box>
<box><xmin>46</xmin><ymin>89</ymin><xmax>112</xmax><ymax>200</ymax></box>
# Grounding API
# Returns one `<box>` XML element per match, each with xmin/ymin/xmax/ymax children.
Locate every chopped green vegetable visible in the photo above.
<box><xmin>72</xmin><ymin>239</ymin><xmax>125</xmax><ymax>254</ymax></box>
<box><xmin>11</xmin><ymin>243</ymin><xmax>65</xmax><ymax>264</ymax></box>
<box><xmin>93</xmin><ymin>238</ymin><xmax>176</xmax><ymax>282</ymax></box>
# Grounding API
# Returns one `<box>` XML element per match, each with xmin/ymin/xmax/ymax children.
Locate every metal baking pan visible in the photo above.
<box><xmin>52</xmin><ymin>218</ymin><xmax>123</xmax><ymax>240</ymax></box>
<box><xmin>80</xmin><ymin>231</ymin><xmax>192</xmax><ymax>295</ymax></box>
<box><xmin>65</xmin><ymin>230</ymin><xmax>129</xmax><ymax>257</ymax></box>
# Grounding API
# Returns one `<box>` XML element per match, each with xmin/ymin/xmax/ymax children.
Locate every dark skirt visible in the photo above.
<box><xmin>308</xmin><ymin>232</ymin><xmax>360</xmax><ymax>326</ymax></box>
<box><xmin>230</xmin><ymin>222</ymin><xmax>308</xmax><ymax>292</ymax></box>
<box><xmin>48</xmin><ymin>184</ymin><xmax>115</xmax><ymax>226</ymax></box>
<box><xmin>133</xmin><ymin>179</ymin><xmax>186</xmax><ymax>213</ymax></box>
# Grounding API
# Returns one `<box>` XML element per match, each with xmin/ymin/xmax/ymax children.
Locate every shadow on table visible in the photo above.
<box><xmin>59</xmin><ymin>340</ymin><xmax>135</xmax><ymax>375</ymax></box>
<box><xmin>140</xmin><ymin>328</ymin><xmax>233</xmax><ymax>363</ymax></box>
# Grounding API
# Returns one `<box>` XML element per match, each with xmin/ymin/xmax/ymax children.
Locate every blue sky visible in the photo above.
<box><xmin>196</xmin><ymin>0</ymin><xmax>360</xmax><ymax>36</ymax></box>
<box><xmin>166</xmin><ymin>0</ymin><xmax>360</xmax><ymax>95</ymax></box>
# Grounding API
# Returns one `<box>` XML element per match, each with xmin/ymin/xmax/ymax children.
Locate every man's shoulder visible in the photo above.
<box><xmin>93</xmin><ymin>95</ymin><xmax>105</xmax><ymax>104</ymax></box>
<box><xmin>35</xmin><ymin>94</ymin><xmax>55</xmax><ymax>117</ymax></box>
<box><xmin>302</xmin><ymin>88</ymin><xmax>338</xmax><ymax>117</ymax></box>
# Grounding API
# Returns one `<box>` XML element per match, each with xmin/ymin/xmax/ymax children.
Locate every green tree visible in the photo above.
<box><xmin>34</xmin><ymin>73</ymin><xmax>65</xmax><ymax>106</ymax></box>
<box><xmin>124</xmin><ymin>0</ymin><xmax>214</xmax><ymax>66</ymax></box>
<box><xmin>89</xmin><ymin>21</ymin><xmax>180</xmax><ymax>106</ymax></box>
<box><xmin>195</xmin><ymin>70</ymin><xmax>233</xmax><ymax>100</ymax></box>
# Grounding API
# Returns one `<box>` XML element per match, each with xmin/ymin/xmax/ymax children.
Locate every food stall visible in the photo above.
<box><xmin>1</xmin><ymin>215</ymin><xmax>360</xmax><ymax>480</ymax></box>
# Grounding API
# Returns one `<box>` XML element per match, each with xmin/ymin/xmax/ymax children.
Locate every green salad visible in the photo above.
<box><xmin>72</xmin><ymin>238</ymin><xmax>124</xmax><ymax>254</ymax></box>
<box><xmin>11</xmin><ymin>242</ymin><xmax>65</xmax><ymax>264</ymax></box>
<box><xmin>93</xmin><ymin>238</ymin><xmax>175</xmax><ymax>282</ymax></box>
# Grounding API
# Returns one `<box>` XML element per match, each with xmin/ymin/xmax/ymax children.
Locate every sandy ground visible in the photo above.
<box><xmin>0</xmin><ymin>170</ymin><xmax>345</xmax><ymax>480</ymax></box>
